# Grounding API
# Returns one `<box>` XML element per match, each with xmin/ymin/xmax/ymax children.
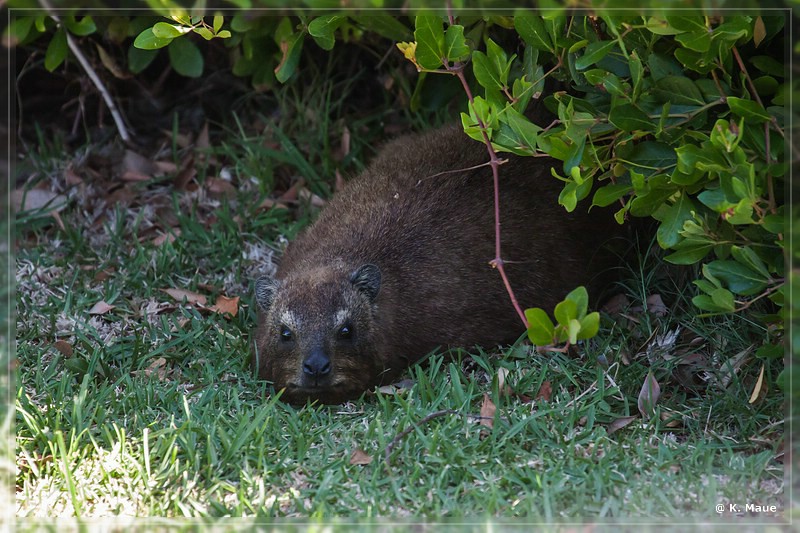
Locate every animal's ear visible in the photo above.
<box><xmin>255</xmin><ymin>277</ymin><xmax>280</xmax><ymax>312</ymax></box>
<box><xmin>350</xmin><ymin>264</ymin><xmax>381</xmax><ymax>302</ymax></box>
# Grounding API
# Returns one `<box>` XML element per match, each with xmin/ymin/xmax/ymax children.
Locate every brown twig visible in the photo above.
<box><xmin>733</xmin><ymin>281</ymin><xmax>785</xmax><ymax>313</ymax></box>
<box><xmin>418</xmin><ymin>158</ymin><xmax>508</xmax><ymax>183</ymax></box>
<box><xmin>441</xmin><ymin>12</ymin><xmax>528</xmax><ymax>327</ymax></box>
<box><xmin>384</xmin><ymin>409</ymin><xmax>494</xmax><ymax>466</ymax></box>
<box><xmin>39</xmin><ymin>0</ymin><xmax>131</xmax><ymax>144</ymax></box>
<box><xmin>731</xmin><ymin>46</ymin><xmax>779</xmax><ymax>215</ymax></box>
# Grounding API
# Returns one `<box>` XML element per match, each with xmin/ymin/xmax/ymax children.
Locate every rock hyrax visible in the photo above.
<box><xmin>253</xmin><ymin>124</ymin><xmax>622</xmax><ymax>404</ymax></box>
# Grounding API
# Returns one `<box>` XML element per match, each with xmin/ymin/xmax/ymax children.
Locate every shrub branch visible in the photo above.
<box><xmin>39</xmin><ymin>0</ymin><xmax>132</xmax><ymax>144</ymax></box>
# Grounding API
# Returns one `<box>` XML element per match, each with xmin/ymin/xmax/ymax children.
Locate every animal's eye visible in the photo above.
<box><xmin>338</xmin><ymin>324</ymin><xmax>353</xmax><ymax>340</ymax></box>
<box><xmin>279</xmin><ymin>326</ymin><xmax>293</xmax><ymax>341</ymax></box>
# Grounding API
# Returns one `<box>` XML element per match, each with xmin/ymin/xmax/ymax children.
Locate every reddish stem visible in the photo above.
<box><xmin>452</xmin><ymin>66</ymin><xmax>529</xmax><ymax>328</ymax></box>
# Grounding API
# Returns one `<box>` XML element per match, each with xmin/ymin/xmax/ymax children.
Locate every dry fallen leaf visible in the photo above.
<box><xmin>646</xmin><ymin>294</ymin><xmax>668</xmax><ymax>316</ymax></box>
<box><xmin>154</xmin><ymin>160</ymin><xmax>179</xmax><ymax>174</ymax></box>
<box><xmin>174</xmin><ymin>154</ymin><xmax>197</xmax><ymax>190</ymax></box>
<box><xmin>298</xmin><ymin>187</ymin><xmax>326</xmax><ymax>208</ymax></box>
<box><xmin>209</xmin><ymin>295</ymin><xmax>239</xmax><ymax>317</ymax></box>
<box><xmin>479</xmin><ymin>393</ymin><xmax>496</xmax><ymax>435</ymax></box>
<box><xmin>341</xmin><ymin>125</ymin><xmax>351</xmax><ymax>158</ymax></box>
<box><xmin>206</xmin><ymin>177</ymin><xmax>237</xmax><ymax>197</ymax></box>
<box><xmin>496</xmin><ymin>367</ymin><xmax>509</xmax><ymax>392</ymax></box>
<box><xmin>377</xmin><ymin>379</ymin><xmax>415</xmax><ymax>395</ymax></box>
<box><xmin>749</xmin><ymin>363</ymin><xmax>766</xmax><ymax>404</ymax></box>
<box><xmin>12</xmin><ymin>189</ymin><xmax>68</xmax><ymax>213</ymax></box>
<box><xmin>258</xmin><ymin>198</ymin><xmax>290</xmax><ymax>211</ymax></box>
<box><xmin>53</xmin><ymin>340</ymin><xmax>73</xmax><ymax>357</ymax></box>
<box><xmin>637</xmin><ymin>371</ymin><xmax>661</xmax><ymax>420</ymax></box>
<box><xmin>64</xmin><ymin>166</ymin><xmax>84</xmax><ymax>186</ymax></box>
<box><xmin>754</xmin><ymin>16</ymin><xmax>766</xmax><ymax>47</ymax></box>
<box><xmin>535</xmin><ymin>380</ymin><xmax>552</xmax><ymax>402</ymax></box>
<box><xmin>601</xmin><ymin>293</ymin><xmax>630</xmax><ymax>315</ymax></box>
<box><xmin>196</xmin><ymin>122</ymin><xmax>210</xmax><ymax>150</ymax></box>
<box><xmin>349</xmin><ymin>449</ymin><xmax>373</xmax><ymax>465</ymax></box>
<box><xmin>139</xmin><ymin>357</ymin><xmax>168</xmax><ymax>381</ymax></box>
<box><xmin>88</xmin><ymin>301</ymin><xmax>115</xmax><ymax>315</ymax></box>
<box><xmin>93</xmin><ymin>267</ymin><xmax>116</xmax><ymax>282</ymax></box>
<box><xmin>94</xmin><ymin>42</ymin><xmax>132</xmax><ymax>79</ymax></box>
<box><xmin>153</xmin><ymin>230</ymin><xmax>180</xmax><ymax>247</ymax></box>
<box><xmin>607</xmin><ymin>415</ymin><xmax>637</xmax><ymax>435</ymax></box>
<box><xmin>123</xmin><ymin>149</ymin><xmax>160</xmax><ymax>176</ymax></box>
<box><xmin>659</xmin><ymin>410</ymin><xmax>683</xmax><ymax>428</ymax></box>
<box><xmin>161</xmin><ymin>288</ymin><xmax>207</xmax><ymax>306</ymax></box>
<box><xmin>121</xmin><ymin>170</ymin><xmax>152</xmax><ymax>182</ymax></box>
<box><xmin>334</xmin><ymin>169</ymin><xmax>346</xmax><ymax>192</ymax></box>
<box><xmin>279</xmin><ymin>179</ymin><xmax>304</xmax><ymax>202</ymax></box>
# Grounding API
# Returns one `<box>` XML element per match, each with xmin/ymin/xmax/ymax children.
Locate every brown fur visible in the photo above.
<box><xmin>252</xmin><ymin>124</ymin><xmax>623</xmax><ymax>404</ymax></box>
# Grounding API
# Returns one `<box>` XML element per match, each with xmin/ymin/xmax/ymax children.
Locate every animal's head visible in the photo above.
<box><xmin>252</xmin><ymin>263</ymin><xmax>388</xmax><ymax>404</ymax></box>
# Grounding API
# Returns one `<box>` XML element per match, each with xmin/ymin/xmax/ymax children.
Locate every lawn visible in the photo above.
<box><xmin>11</xmin><ymin>20</ymin><xmax>787</xmax><ymax>526</ymax></box>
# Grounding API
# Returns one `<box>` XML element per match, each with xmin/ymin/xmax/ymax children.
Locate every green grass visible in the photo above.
<box><xmin>13</xmin><ymin>51</ymin><xmax>785</xmax><ymax>523</ymax></box>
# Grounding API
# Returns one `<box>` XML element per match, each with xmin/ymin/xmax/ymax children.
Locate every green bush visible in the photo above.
<box><xmin>8</xmin><ymin>9</ymin><xmax>787</xmax><ymax>352</ymax></box>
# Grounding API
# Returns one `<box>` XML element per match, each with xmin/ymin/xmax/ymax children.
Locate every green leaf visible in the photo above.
<box><xmin>608</xmin><ymin>104</ymin><xmax>655</xmax><ymax>132</ymax></box>
<box><xmin>709</xmin><ymin>118</ymin><xmax>743</xmax><ymax>152</ymax></box>
<box><xmin>756</xmin><ymin>343</ymin><xmax>784</xmax><ymax>360</ymax></box>
<box><xmin>486</xmin><ymin>38</ymin><xmax>512</xmax><ymax>87</ymax></box>
<box><xmin>44</xmin><ymin>28</ymin><xmax>68</xmax><ymax>72</ymax></box>
<box><xmin>567</xmin><ymin>318</ymin><xmax>581</xmax><ymax>345</ymax></box>
<box><xmin>128</xmin><ymin>45</ymin><xmax>157</xmax><ymax>73</ymax></box>
<box><xmin>675</xmin><ymin>30</ymin><xmax>711</xmax><ymax>52</ymax></box>
<box><xmin>647</xmin><ymin>52</ymin><xmax>684</xmax><ymax>80</ymax></box>
<box><xmin>675</xmin><ymin>143</ymin><xmax>727</xmax><ymax>173</ymax></box>
<box><xmin>554</xmin><ymin>299</ymin><xmax>578</xmax><ymax>327</ymax></box>
<box><xmin>3</xmin><ymin>17</ymin><xmax>35</xmax><ymax>47</ymax></box>
<box><xmin>629</xmin><ymin>49</ymin><xmax>643</xmax><ymax>100</ymax></box>
<box><xmin>514</xmin><ymin>14</ymin><xmax>553</xmax><ymax>52</ymax></box>
<box><xmin>194</xmin><ymin>27</ymin><xmax>214</xmax><ymax>40</ymax></box>
<box><xmin>704</xmin><ymin>260</ymin><xmax>769</xmax><ymax>296</ymax></box>
<box><xmin>472</xmin><ymin>51</ymin><xmax>503</xmax><ymax>91</ymax></box>
<box><xmin>749</xmin><ymin>55</ymin><xmax>784</xmax><ymax>78</ymax></box>
<box><xmin>730</xmin><ymin>245</ymin><xmax>771</xmax><ymax>279</ymax></box>
<box><xmin>525</xmin><ymin>308</ymin><xmax>555</xmax><ymax>346</ymax></box>
<box><xmin>64</xmin><ymin>16</ymin><xmax>96</xmax><ymax>36</ymax></box>
<box><xmin>443</xmin><ymin>25</ymin><xmax>470</xmax><ymax>63</ymax></box>
<box><xmin>505</xmin><ymin>108</ymin><xmax>540</xmax><ymax>152</ymax></box>
<box><xmin>762</xmin><ymin>213</ymin><xmax>784</xmax><ymax>234</ymax></box>
<box><xmin>692</xmin><ymin>293</ymin><xmax>734</xmax><ymax>312</ymax></box>
<box><xmin>308</xmin><ymin>15</ymin><xmax>344</xmax><ymax>51</ymax></box>
<box><xmin>274</xmin><ymin>31</ymin><xmax>304</xmax><ymax>83</ymax></box>
<box><xmin>617</xmin><ymin>141</ymin><xmax>676</xmax><ymax>179</ymax></box>
<box><xmin>575</xmin><ymin>40</ymin><xmax>616</xmax><ymax>70</ymax></box>
<box><xmin>167</xmin><ymin>36</ymin><xmax>203</xmax><ymax>78</ymax></box>
<box><xmin>713</xmin><ymin>18</ymin><xmax>751</xmax><ymax>43</ymax></box>
<box><xmin>414</xmin><ymin>15</ymin><xmax>445</xmax><ymax>69</ymax></box>
<box><xmin>576</xmin><ymin>312</ymin><xmax>600</xmax><ymax>341</ymax></box>
<box><xmin>353</xmin><ymin>15</ymin><xmax>411</xmax><ymax>41</ymax></box>
<box><xmin>652</xmin><ymin>76</ymin><xmax>705</xmax><ymax>105</ymax></box>
<box><xmin>727</xmin><ymin>97</ymin><xmax>771</xmax><ymax>123</ymax></box>
<box><xmin>655</xmin><ymin>192</ymin><xmax>696</xmax><ymax>249</ymax></box>
<box><xmin>665</xmin><ymin>15</ymin><xmax>706</xmax><ymax>33</ymax></box>
<box><xmin>153</xmin><ymin>22</ymin><xmax>187</xmax><ymax>39</ymax></box>
<box><xmin>564</xmin><ymin>286</ymin><xmax>589</xmax><ymax>318</ymax></box>
<box><xmin>665</xmin><ymin>231</ymin><xmax>714</xmax><ymax>264</ymax></box>
<box><xmin>213</xmin><ymin>14</ymin><xmax>223</xmax><ymax>33</ymax></box>
<box><xmin>511</xmin><ymin>77</ymin><xmax>534</xmax><ymax>114</ymax></box>
<box><xmin>133</xmin><ymin>27</ymin><xmax>173</xmax><ymax>50</ymax></box>
<box><xmin>644</xmin><ymin>17</ymin><xmax>682</xmax><ymax>35</ymax></box>
<box><xmin>592</xmin><ymin>184</ymin><xmax>632</xmax><ymax>208</ymax></box>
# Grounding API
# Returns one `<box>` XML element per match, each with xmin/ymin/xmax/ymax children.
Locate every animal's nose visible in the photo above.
<box><xmin>302</xmin><ymin>348</ymin><xmax>331</xmax><ymax>377</ymax></box>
